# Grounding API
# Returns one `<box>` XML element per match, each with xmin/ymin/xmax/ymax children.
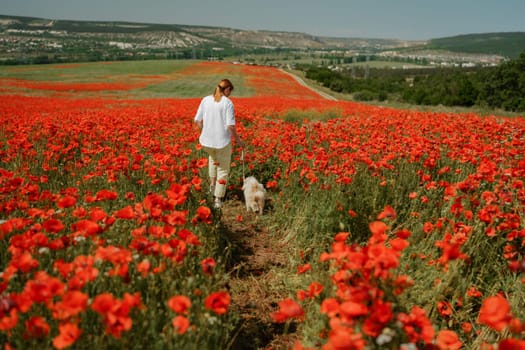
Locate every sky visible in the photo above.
<box><xmin>1</xmin><ymin>0</ymin><xmax>524</xmax><ymax>41</ymax></box>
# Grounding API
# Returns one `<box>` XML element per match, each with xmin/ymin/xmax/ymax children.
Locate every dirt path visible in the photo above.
<box><xmin>279</xmin><ymin>68</ymin><xmax>338</xmax><ymax>101</ymax></box>
<box><xmin>217</xmin><ymin>197</ymin><xmax>296</xmax><ymax>350</ymax></box>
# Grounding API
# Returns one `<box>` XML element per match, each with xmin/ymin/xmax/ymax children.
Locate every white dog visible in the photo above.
<box><xmin>242</xmin><ymin>176</ymin><xmax>266</xmax><ymax>215</ymax></box>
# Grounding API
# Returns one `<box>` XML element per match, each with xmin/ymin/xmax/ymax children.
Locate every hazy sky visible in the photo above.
<box><xmin>1</xmin><ymin>0</ymin><xmax>524</xmax><ymax>40</ymax></box>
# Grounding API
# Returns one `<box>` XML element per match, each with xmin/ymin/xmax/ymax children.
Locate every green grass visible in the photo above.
<box><xmin>266</xmin><ymin>155</ymin><xmax>524</xmax><ymax>348</ymax></box>
<box><xmin>137</xmin><ymin>73</ymin><xmax>255</xmax><ymax>99</ymax></box>
<box><xmin>0</xmin><ymin>60</ymin><xmax>259</xmax><ymax>99</ymax></box>
<box><xmin>0</xmin><ymin>60</ymin><xmax>194</xmax><ymax>82</ymax></box>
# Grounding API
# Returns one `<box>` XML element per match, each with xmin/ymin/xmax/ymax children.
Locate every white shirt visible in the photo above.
<box><xmin>194</xmin><ymin>95</ymin><xmax>235</xmax><ymax>149</ymax></box>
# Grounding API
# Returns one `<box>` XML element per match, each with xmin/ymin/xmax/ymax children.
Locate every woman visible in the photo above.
<box><xmin>194</xmin><ymin>78</ymin><xmax>244</xmax><ymax>209</ymax></box>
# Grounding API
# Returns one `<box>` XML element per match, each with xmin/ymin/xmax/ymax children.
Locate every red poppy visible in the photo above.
<box><xmin>191</xmin><ymin>176</ymin><xmax>202</xmax><ymax>191</ymax></box>
<box><xmin>163</xmin><ymin>210</ymin><xmax>188</xmax><ymax>226</ymax></box>
<box><xmin>165</xmin><ymin>183</ymin><xmax>189</xmax><ymax>205</ymax></box>
<box><xmin>509</xmin><ymin>318</ymin><xmax>524</xmax><ymax>334</ymax></box>
<box><xmin>72</xmin><ymin>207</ymin><xmax>87</xmax><ymax>218</ymax></box>
<box><xmin>271</xmin><ymin>298</ymin><xmax>304</xmax><ymax>323</ymax></box>
<box><xmin>172</xmin><ymin>315</ymin><xmax>190</xmax><ymax>335</ymax></box>
<box><xmin>42</xmin><ymin>218</ymin><xmax>65</xmax><ymax>233</ymax></box>
<box><xmin>368</xmin><ymin>221</ymin><xmax>388</xmax><ymax>243</ymax></box>
<box><xmin>114</xmin><ymin>205</ymin><xmax>135</xmax><ymax>219</ymax></box>
<box><xmin>437</xmin><ymin>301</ymin><xmax>453</xmax><ymax>318</ymax></box>
<box><xmin>0</xmin><ymin>220</ymin><xmax>15</xmax><ymax>239</ymax></box>
<box><xmin>24</xmin><ymin>316</ymin><xmax>50</xmax><ymax>339</ymax></box>
<box><xmin>395</xmin><ymin>228</ymin><xmax>411</xmax><ymax>239</ymax></box>
<box><xmin>195</xmin><ymin>157</ymin><xmax>207</xmax><ymax>167</ymax></box>
<box><xmin>436</xmin><ymin>329</ymin><xmax>462</xmax><ymax>350</ymax></box>
<box><xmin>389</xmin><ymin>237</ymin><xmax>409</xmax><ymax>251</ymax></box>
<box><xmin>71</xmin><ymin>219</ymin><xmax>101</xmax><ymax>236</ymax></box>
<box><xmin>498</xmin><ymin>338</ymin><xmax>525</xmax><ymax>350</ymax></box>
<box><xmin>397</xmin><ymin>306</ymin><xmax>435</xmax><ymax>344</ymax></box>
<box><xmin>478</xmin><ymin>294</ymin><xmax>512</xmax><ymax>331</ymax></box>
<box><xmin>334</xmin><ymin>232</ymin><xmax>350</xmax><ymax>242</ymax></box>
<box><xmin>0</xmin><ymin>308</ymin><xmax>18</xmax><ymax>332</ymax></box>
<box><xmin>51</xmin><ymin>290</ymin><xmax>88</xmax><ymax>320</ymax></box>
<box><xmin>423</xmin><ymin>221</ymin><xmax>434</xmax><ymax>234</ymax></box>
<box><xmin>340</xmin><ymin>301</ymin><xmax>368</xmax><ymax>319</ymax></box>
<box><xmin>466</xmin><ymin>286</ymin><xmax>482</xmax><ymax>298</ymax></box>
<box><xmin>297</xmin><ymin>263</ymin><xmax>311</xmax><ymax>274</ymax></box>
<box><xmin>192</xmin><ymin>206</ymin><xmax>212</xmax><ymax>225</ymax></box>
<box><xmin>326</xmin><ymin>327</ymin><xmax>366</xmax><ymax>350</ymax></box>
<box><xmin>297</xmin><ymin>281</ymin><xmax>323</xmax><ymax>301</ymax></box>
<box><xmin>205</xmin><ymin>291</ymin><xmax>230</xmax><ymax>316</ymax></box>
<box><xmin>89</xmin><ymin>207</ymin><xmax>107</xmax><ymax>222</ymax></box>
<box><xmin>56</xmin><ymin>195</ymin><xmax>77</xmax><ymax>208</ymax></box>
<box><xmin>377</xmin><ymin>205</ymin><xmax>396</xmax><ymax>220</ymax></box>
<box><xmin>95</xmin><ymin>245</ymin><xmax>132</xmax><ymax>278</ymax></box>
<box><xmin>461</xmin><ymin>322</ymin><xmax>473</xmax><ymax>334</ymax></box>
<box><xmin>201</xmin><ymin>257</ymin><xmax>216</xmax><ymax>275</ymax></box>
<box><xmin>10</xmin><ymin>252</ymin><xmax>39</xmax><ymax>273</ymax></box>
<box><xmin>23</xmin><ymin>271</ymin><xmax>65</xmax><ymax>304</ymax></box>
<box><xmin>136</xmin><ymin>259</ymin><xmax>151</xmax><ymax>277</ymax></box>
<box><xmin>52</xmin><ymin>322</ymin><xmax>82</xmax><ymax>349</ymax></box>
<box><xmin>320</xmin><ymin>298</ymin><xmax>340</xmax><ymax>318</ymax></box>
<box><xmin>266</xmin><ymin>180</ymin><xmax>278</xmax><ymax>189</ymax></box>
<box><xmin>91</xmin><ymin>292</ymin><xmax>142</xmax><ymax>338</ymax></box>
<box><xmin>363</xmin><ymin>300</ymin><xmax>393</xmax><ymax>337</ymax></box>
<box><xmin>177</xmin><ymin>229</ymin><xmax>201</xmax><ymax>245</ymax></box>
<box><xmin>167</xmin><ymin>295</ymin><xmax>191</xmax><ymax>315</ymax></box>
<box><xmin>95</xmin><ymin>189</ymin><xmax>118</xmax><ymax>201</ymax></box>
<box><xmin>125</xmin><ymin>192</ymin><xmax>135</xmax><ymax>200</ymax></box>
<box><xmin>347</xmin><ymin>209</ymin><xmax>357</xmax><ymax>217</ymax></box>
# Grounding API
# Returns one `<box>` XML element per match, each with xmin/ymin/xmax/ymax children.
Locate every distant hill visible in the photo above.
<box><xmin>1</xmin><ymin>13</ymin><xmax>523</xmax><ymax>64</ymax></box>
<box><xmin>428</xmin><ymin>32</ymin><xmax>525</xmax><ymax>58</ymax></box>
<box><xmin>0</xmin><ymin>14</ymin><xmax>416</xmax><ymax>51</ymax></box>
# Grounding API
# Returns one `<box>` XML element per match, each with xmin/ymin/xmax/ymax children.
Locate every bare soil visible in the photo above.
<box><xmin>217</xmin><ymin>196</ymin><xmax>298</xmax><ymax>350</ymax></box>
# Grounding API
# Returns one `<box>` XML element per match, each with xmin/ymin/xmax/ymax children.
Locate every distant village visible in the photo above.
<box><xmin>377</xmin><ymin>50</ymin><xmax>505</xmax><ymax>67</ymax></box>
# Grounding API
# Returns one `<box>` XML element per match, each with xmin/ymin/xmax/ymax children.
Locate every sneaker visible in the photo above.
<box><xmin>213</xmin><ymin>198</ymin><xmax>223</xmax><ymax>209</ymax></box>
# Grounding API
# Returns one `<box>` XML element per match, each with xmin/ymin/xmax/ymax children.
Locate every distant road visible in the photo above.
<box><xmin>279</xmin><ymin>69</ymin><xmax>338</xmax><ymax>101</ymax></box>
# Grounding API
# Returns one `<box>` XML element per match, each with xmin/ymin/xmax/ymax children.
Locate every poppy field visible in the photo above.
<box><xmin>0</xmin><ymin>60</ymin><xmax>524</xmax><ymax>349</ymax></box>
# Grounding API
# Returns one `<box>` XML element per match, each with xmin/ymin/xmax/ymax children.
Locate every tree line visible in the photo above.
<box><xmin>300</xmin><ymin>50</ymin><xmax>525</xmax><ymax>112</ymax></box>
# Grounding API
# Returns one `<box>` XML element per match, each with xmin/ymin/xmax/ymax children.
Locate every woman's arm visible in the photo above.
<box><xmin>227</xmin><ymin>125</ymin><xmax>244</xmax><ymax>148</ymax></box>
<box><xmin>194</xmin><ymin>97</ymin><xmax>205</xmax><ymax>129</ymax></box>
